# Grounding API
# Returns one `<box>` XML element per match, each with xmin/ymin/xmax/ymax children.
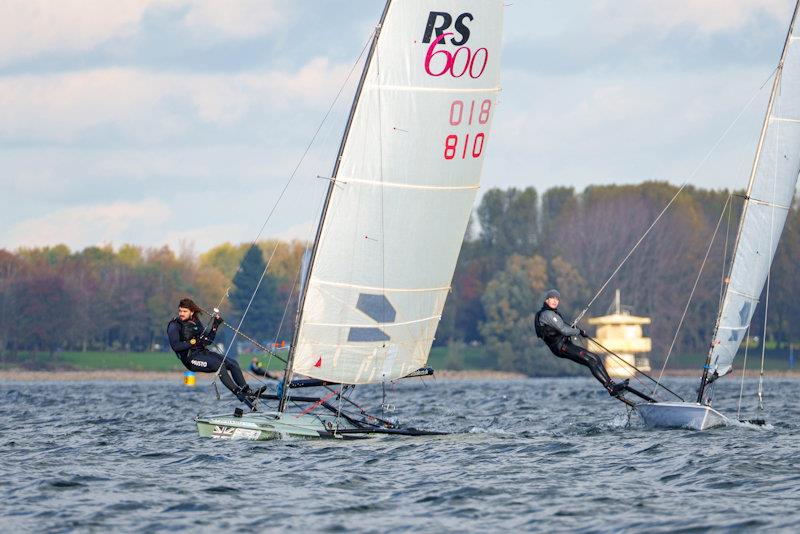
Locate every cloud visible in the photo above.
<box><xmin>488</xmin><ymin>61</ymin><xmax>771</xmax><ymax>192</ymax></box>
<box><xmin>0</xmin><ymin>0</ymin><xmax>151</xmax><ymax>67</ymax></box>
<box><xmin>179</xmin><ymin>0</ymin><xmax>289</xmax><ymax>40</ymax></box>
<box><xmin>0</xmin><ymin>58</ymin><xmax>353</xmax><ymax>144</ymax></box>
<box><xmin>3</xmin><ymin>199</ymin><xmax>171</xmax><ymax>250</ymax></box>
<box><xmin>590</xmin><ymin>0</ymin><xmax>789</xmax><ymax>36</ymax></box>
<box><xmin>0</xmin><ymin>1</ymin><xmax>294</xmax><ymax>68</ymax></box>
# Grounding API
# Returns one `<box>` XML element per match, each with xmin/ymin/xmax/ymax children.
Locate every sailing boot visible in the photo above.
<box><xmin>246</xmin><ymin>385</ymin><xmax>268</xmax><ymax>400</ymax></box>
<box><xmin>235</xmin><ymin>386</ymin><xmax>250</xmax><ymax>403</ymax></box>
<box><xmin>607</xmin><ymin>379</ymin><xmax>630</xmax><ymax>397</ymax></box>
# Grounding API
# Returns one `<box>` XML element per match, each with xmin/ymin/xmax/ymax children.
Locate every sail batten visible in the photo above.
<box><xmin>290</xmin><ymin>0</ymin><xmax>505</xmax><ymax>385</ymax></box>
<box><xmin>365</xmin><ymin>84</ymin><xmax>502</xmax><ymax>93</ymax></box>
<box><xmin>706</xmin><ymin>4</ymin><xmax>800</xmax><ymax>380</ymax></box>
<box><xmin>337</xmin><ymin>177</ymin><xmax>480</xmax><ymax>190</ymax></box>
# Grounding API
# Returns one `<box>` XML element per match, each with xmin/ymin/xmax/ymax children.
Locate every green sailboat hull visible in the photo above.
<box><xmin>196</xmin><ymin>410</ymin><xmax>447</xmax><ymax>440</ymax></box>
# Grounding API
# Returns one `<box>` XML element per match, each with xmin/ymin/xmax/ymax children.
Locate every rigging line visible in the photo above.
<box><xmin>213</xmin><ymin>236</ymin><xmax>285</xmax><ymax>388</ymax></box>
<box><xmin>598</xmin><ymin>344</ymin><xmax>660</xmax><ymax>399</ymax></box>
<box><xmin>652</xmin><ymin>194</ymin><xmax>731</xmax><ymax>397</ymax></box>
<box><xmin>758</xmin><ymin>85</ymin><xmax>784</xmax><ymax>415</ymax></box>
<box><xmin>585</xmin><ymin>337</ymin><xmax>655</xmax><ymax>395</ymax></box>
<box><xmin>718</xmin><ymin>195</ymin><xmax>733</xmax><ymax>312</ymax></box>
<box><xmin>268</xmin><ymin>189</ymin><xmax>327</xmax><ymax>369</ymax></box>
<box><xmin>737</xmin><ymin>326</ymin><xmax>752</xmax><ymax>419</ymax></box>
<box><xmin>243</xmin><ymin>30</ymin><xmax>375</xmax><ymax>254</ymax></box>
<box><xmin>587</xmin><ymin>335</ymin><xmax>684</xmax><ymax>401</ymax></box>
<box><xmin>201</xmin><ymin>303</ymin><xmax>395</xmax><ymax>424</ymax></box>
<box><xmin>572</xmin><ymin>67</ymin><xmax>778</xmax><ymax>326</ymax></box>
<box><xmin>335</xmin><ymin>385</ymin><xmax>345</xmax><ymax>434</ymax></box>
<box><xmin>373</xmin><ymin>33</ymin><xmax>389</xmax><ymax>351</ymax></box>
<box><xmin>208</xmin><ymin>25</ymin><xmax>372</xmax><ymax>331</ymax></box>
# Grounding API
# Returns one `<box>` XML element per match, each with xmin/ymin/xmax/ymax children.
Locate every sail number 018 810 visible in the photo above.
<box><xmin>444</xmin><ymin>99</ymin><xmax>491</xmax><ymax>160</ymax></box>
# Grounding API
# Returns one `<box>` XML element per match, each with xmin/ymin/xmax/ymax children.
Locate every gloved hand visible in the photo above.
<box><xmin>195</xmin><ymin>336</ymin><xmax>212</xmax><ymax>347</ymax></box>
<box><xmin>212</xmin><ymin>314</ymin><xmax>223</xmax><ymax>327</ymax></box>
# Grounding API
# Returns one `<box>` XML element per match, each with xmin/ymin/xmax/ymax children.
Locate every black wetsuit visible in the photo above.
<box><xmin>167</xmin><ymin>316</ymin><xmax>248</xmax><ymax>395</ymax></box>
<box><xmin>535</xmin><ymin>304</ymin><xmax>615</xmax><ymax>392</ymax></box>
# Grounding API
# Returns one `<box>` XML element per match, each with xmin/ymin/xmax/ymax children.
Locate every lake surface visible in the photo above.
<box><xmin>3</xmin><ymin>376</ymin><xmax>799</xmax><ymax>532</ymax></box>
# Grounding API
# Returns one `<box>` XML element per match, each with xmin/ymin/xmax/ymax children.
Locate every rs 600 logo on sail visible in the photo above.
<box><xmin>422</xmin><ymin>11</ymin><xmax>487</xmax><ymax>79</ymax></box>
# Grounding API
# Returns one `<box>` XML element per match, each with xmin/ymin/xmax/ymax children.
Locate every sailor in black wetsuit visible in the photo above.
<box><xmin>167</xmin><ymin>298</ymin><xmax>262</xmax><ymax>405</ymax></box>
<box><xmin>535</xmin><ymin>289</ymin><xmax>628</xmax><ymax>396</ymax></box>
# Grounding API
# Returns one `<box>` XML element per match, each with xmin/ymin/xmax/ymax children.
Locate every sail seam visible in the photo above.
<box><xmin>304</xmin><ymin>315</ymin><xmax>440</xmax><ymax>328</ymax></box>
<box><xmin>340</xmin><ymin>177</ymin><xmax>480</xmax><ymax>190</ymax></box>
<box><xmin>296</xmin><ymin>336</ymin><xmax>436</xmax><ymax>349</ymax></box>
<box><xmin>726</xmin><ymin>288</ymin><xmax>761</xmax><ymax>301</ymax></box>
<box><xmin>365</xmin><ymin>84</ymin><xmax>501</xmax><ymax>93</ymax></box>
<box><xmin>771</xmin><ymin>116</ymin><xmax>800</xmax><ymax>123</ymax></box>
<box><xmin>747</xmin><ymin>197</ymin><xmax>791</xmax><ymax>210</ymax></box>
<box><xmin>313</xmin><ymin>280</ymin><xmax>450</xmax><ymax>292</ymax></box>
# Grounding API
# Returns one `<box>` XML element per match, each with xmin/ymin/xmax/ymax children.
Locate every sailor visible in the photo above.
<box><xmin>249</xmin><ymin>357</ymin><xmax>280</xmax><ymax>380</ymax></box>
<box><xmin>167</xmin><ymin>298</ymin><xmax>263</xmax><ymax>405</ymax></box>
<box><xmin>534</xmin><ymin>289</ymin><xmax>629</xmax><ymax>396</ymax></box>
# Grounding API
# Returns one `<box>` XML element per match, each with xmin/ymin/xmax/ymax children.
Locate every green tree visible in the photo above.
<box><xmin>477</xmin><ymin>187</ymin><xmax>539</xmax><ymax>265</ymax></box>
<box><xmin>479</xmin><ymin>254</ymin><xmax>574</xmax><ymax>375</ymax></box>
<box><xmin>230</xmin><ymin>246</ymin><xmax>284</xmax><ymax>343</ymax></box>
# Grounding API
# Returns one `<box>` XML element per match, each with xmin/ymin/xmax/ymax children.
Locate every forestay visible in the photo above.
<box><xmin>291</xmin><ymin>1</ymin><xmax>505</xmax><ymax>384</ymax></box>
<box><xmin>709</xmin><ymin>8</ymin><xmax>800</xmax><ymax>378</ymax></box>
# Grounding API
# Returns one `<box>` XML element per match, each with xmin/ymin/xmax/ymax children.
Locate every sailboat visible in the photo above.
<box><xmin>634</xmin><ymin>1</ymin><xmax>800</xmax><ymax>430</ymax></box>
<box><xmin>196</xmin><ymin>0</ymin><xmax>505</xmax><ymax>439</ymax></box>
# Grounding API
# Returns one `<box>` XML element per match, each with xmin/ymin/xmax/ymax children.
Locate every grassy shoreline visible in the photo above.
<box><xmin>3</xmin><ymin>367</ymin><xmax>800</xmax><ymax>382</ymax></box>
<box><xmin>0</xmin><ymin>369</ymin><xmax>528</xmax><ymax>382</ymax></box>
<box><xmin>2</xmin><ymin>347</ymin><xmax>797</xmax><ymax>380</ymax></box>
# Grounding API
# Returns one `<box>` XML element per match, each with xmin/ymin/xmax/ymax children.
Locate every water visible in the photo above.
<box><xmin>3</xmin><ymin>377</ymin><xmax>799</xmax><ymax>532</ymax></box>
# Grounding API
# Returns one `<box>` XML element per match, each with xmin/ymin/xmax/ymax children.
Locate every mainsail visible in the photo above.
<box><xmin>287</xmin><ymin>1</ymin><xmax>504</xmax><ymax>385</ymax></box>
<box><xmin>707</xmin><ymin>3</ymin><xmax>800</xmax><ymax>380</ymax></box>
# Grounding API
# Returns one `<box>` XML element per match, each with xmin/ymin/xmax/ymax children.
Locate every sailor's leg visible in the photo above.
<box><xmin>185</xmin><ymin>350</ymin><xmax>239</xmax><ymax>395</ymax></box>
<box><xmin>586</xmin><ymin>350</ymin><xmax>613</xmax><ymax>385</ymax></box>
<box><xmin>557</xmin><ymin>341</ymin><xmax>613</xmax><ymax>389</ymax></box>
<box><xmin>216</xmin><ymin>367</ymin><xmax>239</xmax><ymax>394</ymax></box>
<box><xmin>223</xmin><ymin>357</ymin><xmax>248</xmax><ymax>389</ymax></box>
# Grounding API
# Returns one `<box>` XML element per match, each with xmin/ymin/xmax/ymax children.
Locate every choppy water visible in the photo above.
<box><xmin>3</xmin><ymin>376</ymin><xmax>799</xmax><ymax>532</ymax></box>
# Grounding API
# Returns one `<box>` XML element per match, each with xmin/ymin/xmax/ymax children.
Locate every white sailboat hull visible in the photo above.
<box><xmin>196</xmin><ymin>411</ymin><xmax>357</xmax><ymax>440</ymax></box>
<box><xmin>634</xmin><ymin>402</ymin><xmax>729</xmax><ymax>430</ymax></box>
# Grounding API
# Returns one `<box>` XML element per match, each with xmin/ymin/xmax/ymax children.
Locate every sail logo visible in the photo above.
<box><xmin>422</xmin><ymin>12</ymin><xmax>473</xmax><ymax>45</ymax></box>
<box><xmin>422</xmin><ymin>11</ymin><xmax>488</xmax><ymax>79</ymax></box>
<box><xmin>348</xmin><ymin>293</ymin><xmax>395</xmax><ymax>342</ymax></box>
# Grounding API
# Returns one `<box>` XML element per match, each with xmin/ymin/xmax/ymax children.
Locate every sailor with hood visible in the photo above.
<box><xmin>535</xmin><ymin>289</ymin><xmax>628</xmax><ymax>396</ymax></box>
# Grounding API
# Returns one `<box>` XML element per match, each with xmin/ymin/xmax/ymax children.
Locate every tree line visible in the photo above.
<box><xmin>1</xmin><ymin>182</ymin><xmax>797</xmax><ymax>374</ymax></box>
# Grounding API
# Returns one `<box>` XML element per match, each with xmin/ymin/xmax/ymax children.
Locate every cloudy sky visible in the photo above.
<box><xmin>2</xmin><ymin>0</ymin><xmax>797</xmax><ymax>251</ymax></box>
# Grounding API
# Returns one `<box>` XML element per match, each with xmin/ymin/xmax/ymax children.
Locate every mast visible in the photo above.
<box><xmin>697</xmin><ymin>0</ymin><xmax>800</xmax><ymax>403</ymax></box>
<box><xmin>278</xmin><ymin>0</ymin><xmax>392</xmax><ymax>413</ymax></box>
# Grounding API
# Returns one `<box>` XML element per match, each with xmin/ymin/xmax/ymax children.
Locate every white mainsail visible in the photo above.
<box><xmin>290</xmin><ymin>1</ymin><xmax>504</xmax><ymax>384</ymax></box>
<box><xmin>708</xmin><ymin>4</ymin><xmax>800</xmax><ymax>379</ymax></box>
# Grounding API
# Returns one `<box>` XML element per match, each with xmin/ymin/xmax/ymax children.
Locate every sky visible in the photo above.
<box><xmin>2</xmin><ymin>0</ymin><xmax>798</xmax><ymax>252</ymax></box>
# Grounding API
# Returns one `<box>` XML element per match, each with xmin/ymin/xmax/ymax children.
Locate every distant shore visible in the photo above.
<box><xmin>2</xmin><ymin>368</ymin><xmax>799</xmax><ymax>382</ymax></box>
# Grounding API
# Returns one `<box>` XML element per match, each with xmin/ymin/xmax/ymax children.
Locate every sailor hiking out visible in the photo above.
<box><xmin>167</xmin><ymin>298</ymin><xmax>264</xmax><ymax>405</ymax></box>
<box><xmin>535</xmin><ymin>289</ymin><xmax>629</xmax><ymax>396</ymax></box>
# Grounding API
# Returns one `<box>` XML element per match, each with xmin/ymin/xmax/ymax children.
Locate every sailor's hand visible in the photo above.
<box><xmin>212</xmin><ymin>314</ymin><xmax>223</xmax><ymax>327</ymax></box>
<box><xmin>195</xmin><ymin>336</ymin><xmax>212</xmax><ymax>347</ymax></box>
